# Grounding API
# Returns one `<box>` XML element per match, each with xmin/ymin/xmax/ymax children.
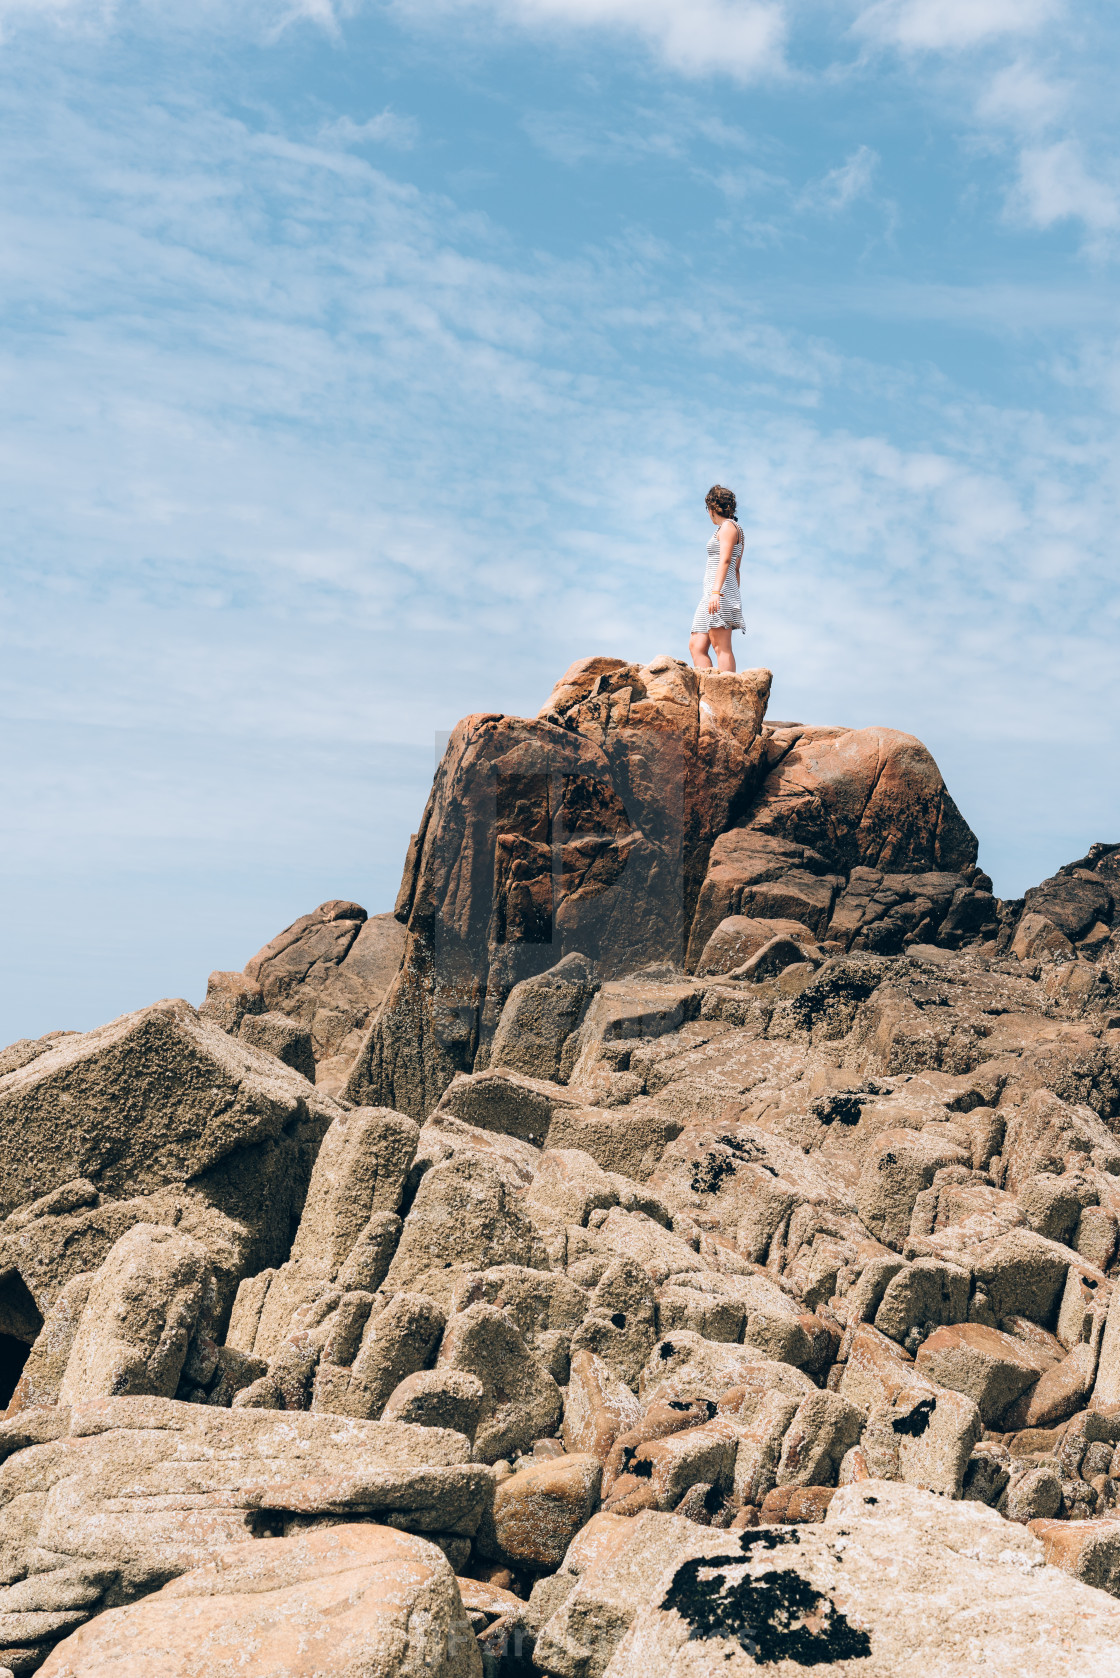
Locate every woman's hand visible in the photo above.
<box><xmin>708</xmin><ymin>592</ymin><xmax>721</xmax><ymax>616</ymax></box>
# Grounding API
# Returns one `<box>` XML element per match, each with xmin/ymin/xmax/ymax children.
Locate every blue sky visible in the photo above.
<box><xmin>1</xmin><ymin>0</ymin><xmax>1118</xmax><ymax>1042</ymax></box>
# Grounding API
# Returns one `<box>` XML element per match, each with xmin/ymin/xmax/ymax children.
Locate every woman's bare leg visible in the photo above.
<box><xmin>689</xmin><ymin>631</ymin><xmax>713</xmax><ymax>669</ymax></box>
<box><xmin>709</xmin><ymin>627</ymin><xmax>736</xmax><ymax>672</ymax></box>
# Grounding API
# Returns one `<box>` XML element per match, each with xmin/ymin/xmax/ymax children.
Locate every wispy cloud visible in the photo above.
<box><xmin>1011</xmin><ymin>140</ymin><xmax>1120</xmax><ymax>238</ymax></box>
<box><xmin>853</xmin><ymin>0</ymin><xmax>1059</xmax><ymax>53</ymax></box>
<box><xmin>318</xmin><ymin>109</ymin><xmax>419</xmax><ymax>151</ymax></box>
<box><xmin>397</xmin><ymin>0</ymin><xmax>788</xmax><ymax>80</ymax></box>
<box><xmin>797</xmin><ymin>145</ymin><xmax>879</xmax><ymax>213</ymax></box>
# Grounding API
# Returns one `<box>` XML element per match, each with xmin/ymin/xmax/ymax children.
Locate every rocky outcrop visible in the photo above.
<box><xmin>202</xmin><ymin>899</ymin><xmax>406</xmax><ymax>1097</ymax></box>
<box><xmin>347</xmin><ymin>657</ymin><xmax>984</xmax><ymax>1121</ymax></box>
<box><xmin>0</xmin><ymin>999</ymin><xmax>342</xmax><ymax>1398</ymax></box>
<box><xmin>4</xmin><ymin>656</ymin><xmax>1120</xmax><ymax>1676</ymax></box>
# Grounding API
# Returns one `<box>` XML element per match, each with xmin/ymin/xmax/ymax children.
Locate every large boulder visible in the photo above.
<box><xmin>685</xmin><ymin>722</ymin><xmax>979</xmax><ymax>967</ymax></box>
<box><xmin>36</xmin><ymin>1523</ymin><xmax>480</xmax><ymax>1678</ymax></box>
<box><xmin>203</xmin><ymin>899</ymin><xmax>407</xmax><ymax>1096</ymax></box>
<box><xmin>57</xmin><ymin>1225</ymin><xmax>213</xmax><ymax>1404</ymax></box>
<box><xmin>226</xmin><ymin>1104</ymin><xmax>418</xmax><ymax>1362</ymax></box>
<box><xmin>0</xmin><ymin>1001</ymin><xmax>342</xmax><ymax>1336</ymax></box>
<box><xmin>601</xmin><ymin>1481</ymin><xmax>1120</xmax><ymax>1677</ymax></box>
<box><xmin>0</xmin><ymin>1398</ymin><xmax>493</xmax><ymax>1672</ymax></box>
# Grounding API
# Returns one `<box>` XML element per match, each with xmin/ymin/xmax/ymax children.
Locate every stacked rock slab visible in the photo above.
<box><xmin>2</xmin><ymin>655</ymin><xmax>1120</xmax><ymax>1675</ymax></box>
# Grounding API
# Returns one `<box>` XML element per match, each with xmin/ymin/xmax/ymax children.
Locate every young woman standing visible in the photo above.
<box><xmin>689</xmin><ymin>484</ymin><xmax>744</xmax><ymax>672</ymax></box>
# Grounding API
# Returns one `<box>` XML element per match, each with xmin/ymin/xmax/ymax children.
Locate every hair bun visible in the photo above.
<box><xmin>705</xmin><ymin>484</ymin><xmax>737</xmax><ymax>517</ymax></box>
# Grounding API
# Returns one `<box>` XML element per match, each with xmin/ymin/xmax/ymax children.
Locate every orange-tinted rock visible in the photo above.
<box><xmin>1028</xmin><ymin>1517</ymin><xmax>1120</xmax><ymax>1594</ymax></box>
<box><xmin>760</xmin><ymin>1485</ymin><xmax>837</xmax><ymax>1523</ymax></box>
<box><xmin>695</xmin><ymin>915</ymin><xmax>814</xmax><ymax>976</ymax></box>
<box><xmin>562</xmin><ymin>1350</ymin><xmax>641</xmax><ymax>1463</ymax></box>
<box><xmin>480</xmin><ymin>1454</ymin><xmax>602</xmax><ymax>1571</ymax></box>
<box><xmin>916</xmin><ymin>1323</ymin><xmax>1053</xmax><ymax>1426</ymax></box>
<box><xmin>349</xmin><ymin>660</ymin><xmax>772</xmax><ymax>1118</ymax></box>
<box><xmin>37</xmin><ymin>1523</ymin><xmax>480</xmax><ymax>1678</ymax></box>
<box><xmin>1002</xmin><ymin>1343</ymin><xmax>1097</xmax><ymax>1431</ymax></box>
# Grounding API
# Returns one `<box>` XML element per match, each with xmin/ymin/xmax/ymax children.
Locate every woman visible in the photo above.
<box><xmin>689</xmin><ymin>484</ymin><xmax>745</xmax><ymax>672</ymax></box>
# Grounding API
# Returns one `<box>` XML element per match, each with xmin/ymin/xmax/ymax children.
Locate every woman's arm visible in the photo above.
<box><xmin>707</xmin><ymin>521</ymin><xmax>737</xmax><ymax>615</ymax></box>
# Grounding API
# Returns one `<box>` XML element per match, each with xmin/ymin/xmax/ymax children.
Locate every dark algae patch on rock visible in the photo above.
<box><xmin>661</xmin><ymin>1542</ymin><xmax>873</xmax><ymax>1665</ymax></box>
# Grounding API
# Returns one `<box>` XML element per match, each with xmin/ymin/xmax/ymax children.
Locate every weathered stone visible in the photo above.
<box><xmin>480</xmin><ymin>1455</ymin><xmax>602</xmax><ymax>1570</ymax></box>
<box><xmin>546</xmin><ymin>1104</ymin><xmax>682</xmax><ymax>1183</ymax></box>
<box><xmin>239</xmin><ymin>900</ymin><xmax>405</xmax><ymax>1089</ymax></box>
<box><xmin>760</xmin><ymin>1484</ymin><xmax>837</xmax><ymax>1522</ymax></box>
<box><xmin>656</xmin><ymin>1285</ymin><xmax>744</xmax><ymax>1344</ymax></box>
<box><xmin>532</xmin><ymin>1507</ymin><xmax>732</xmax><ymax>1678</ymax></box>
<box><xmin>873</xmin><ymin>1258</ymin><xmax>971</xmax><ymax>1344</ymax></box>
<box><xmin>606</xmin><ymin>1421</ymin><xmax>737</xmax><ymax>1515</ymax></box>
<box><xmin>198</xmin><ymin>971</ymin><xmax>263</xmax><ymax>1036</ymax></box>
<box><xmin>570</xmin><ymin>1259</ymin><xmax>657</xmax><ymax>1391</ymax></box>
<box><xmin>36</xmin><ymin>1522</ymin><xmax>479</xmax><ymax>1678</ymax></box>
<box><xmin>381</xmin><ymin>1370</ymin><xmax>485</xmax><ymax>1440</ymax></box>
<box><xmin>0</xmin><ymin>1001</ymin><xmax>340</xmax><ymax>1293</ymax></box>
<box><xmin>775</xmin><ymin>1392</ymin><xmax>864</xmax><ymax>1488</ymax></box>
<box><xmin>381</xmin><ymin>1158</ymin><xmax>549</xmax><ymax>1307</ymax></box>
<box><xmin>1003</xmin><ymin>1342</ymin><xmax>1098</xmax><ymax>1430</ymax></box>
<box><xmin>435</xmin><ymin>1070</ymin><xmax>569</xmax><ymax>1149</ymax></box>
<box><xmin>606</xmin><ymin>1481</ymin><xmax>1120</xmax><ymax>1678</ymax></box>
<box><xmin>236</xmin><ymin>1012</ymin><xmax>315</xmax><ymax>1082</ymax></box>
<box><xmin>638</xmin><ymin>1332</ymin><xmax>815</xmax><ymax>1409</ymax></box>
<box><xmin>58</xmin><ymin>1226</ymin><xmax>212</xmax><ymax>1404</ymax></box>
<box><xmin>695</xmin><ymin>916</ymin><xmax>814</xmax><ymax>977</ymax></box>
<box><xmin>839</xmin><ymin>1325</ymin><xmax>981</xmax><ymax>1497</ymax></box>
<box><xmin>724</xmin><ymin>1389</ymin><xmax>799</xmax><ymax>1506</ymax></box>
<box><xmin>1006</xmin><ymin>1465</ymin><xmax>1063</xmax><ymax>1523</ymax></box>
<box><xmin>0</xmin><ymin>1395</ymin><xmax>493</xmax><ymax>1657</ymax></box>
<box><xmin>915</xmin><ymin>1323</ymin><xmax>1052</xmax><ymax>1427</ymax></box>
<box><xmin>488</xmin><ymin>954</ymin><xmax>598</xmax><ymax>1083</ymax></box>
<box><xmin>856</xmin><ymin>1129</ymin><xmax>970</xmax><ymax>1250</ymax></box>
<box><xmin>5</xmin><ymin>1274</ymin><xmax>93</xmax><ymax>1415</ymax></box>
<box><xmin>1018</xmin><ymin>1171</ymin><xmax>1097</xmax><ymax>1245</ymax></box>
<box><xmin>527</xmin><ymin>1150</ymin><xmax>618</xmax><ymax>1232</ymax></box>
<box><xmin>1029</xmin><ymin>1516</ymin><xmax>1120</xmax><ymax>1596</ymax></box>
<box><xmin>438</xmin><ymin>1303</ymin><xmax>562</xmax><ymax>1464</ymax></box>
<box><xmin>970</xmin><ymin>1227</ymin><xmax>1075</xmax><ymax>1324</ymax></box>
<box><xmin>314</xmin><ymin>1292</ymin><xmax>446</xmax><ymax>1420</ymax></box>
<box><xmin>562</xmin><ymin>1352</ymin><xmax>641</xmax><ymax>1463</ymax></box>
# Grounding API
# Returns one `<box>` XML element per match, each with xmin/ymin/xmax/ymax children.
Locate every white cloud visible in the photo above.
<box><xmin>976</xmin><ymin>59</ymin><xmax>1067</xmax><ymax>135</ymax></box>
<box><xmin>399</xmin><ymin>0</ymin><xmax>788</xmax><ymax>80</ymax></box>
<box><xmin>318</xmin><ymin>110</ymin><xmax>419</xmax><ymax>150</ymax></box>
<box><xmin>1013</xmin><ymin>140</ymin><xmax>1120</xmax><ymax>235</ymax></box>
<box><xmin>854</xmin><ymin>0</ymin><xmax>1058</xmax><ymax>53</ymax></box>
<box><xmin>798</xmin><ymin>144</ymin><xmax>878</xmax><ymax>213</ymax></box>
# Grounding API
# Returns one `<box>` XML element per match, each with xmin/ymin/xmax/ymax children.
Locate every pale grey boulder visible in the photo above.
<box><xmin>602</xmin><ymin>1481</ymin><xmax>1120</xmax><ymax>1678</ymax></box>
<box><xmin>437</xmin><ymin>1303</ymin><xmax>562</xmax><ymax>1464</ymax></box>
<box><xmin>380</xmin><ymin>1157</ymin><xmax>550</xmax><ymax>1308</ymax></box>
<box><xmin>236</xmin><ymin>1012</ymin><xmax>315</xmax><ymax>1082</ymax></box>
<box><xmin>58</xmin><ymin>1225</ymin><xmax>213</xmax><ymax>1404</ymax></box>
<box><xmin>381</xmin><ymin>1370</ymin><xmax>485</xmax><ymax>1440</ymax></box>
<box><xmin>487</xmin><ymin>952</ymin><xmax>598</xmax><ymax>1083</ymax></box>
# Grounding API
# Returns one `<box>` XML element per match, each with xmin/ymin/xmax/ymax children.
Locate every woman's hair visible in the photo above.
<box><xmin>705</xmin><ymin>484</ymin><xmax>737</xmax><ymax>518</ymax></box>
